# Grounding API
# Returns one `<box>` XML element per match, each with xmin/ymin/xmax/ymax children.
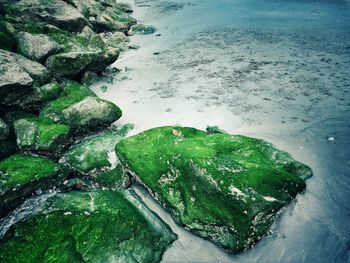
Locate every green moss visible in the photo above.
<box><xmin>129</xmin><ymin>24</ymin><xmax>156</xmax><ymax>35</ymax></box>
<box><xmin>115</xmin><ymin>126</ymin><xmax>312</xmax><ymax>252</ymax></box>
<box><xmin>0</xmin><ymin>190</ymin><xmax>177</xmax><ymax>262</ymax></box>
<box><xmin>0</xmin><ymin>154</ymin><xmax>65</xmax><ymax>218</ymax></box>
<box><xmin>63</xmin><ymin>131</ymin><xmax>122</xmax><ymax>174</ymax></box>
<box><xmin>95</xmin><ymin>166</ymin><xmax>128</xmax><ymax>189</ymax></box>
<box><xmin>35</xmin><ymin>83</ymin><xmax>62</xmax><ymax>102</ymax></box>
<box><xmin>40</xmin><ymin>81</ymin><xmax>94</xmax><ymax>120</ymax></box>
<box><xmin>14</xmin><ymin>117</ymin><xmax>71</xmax><ymax>153</ymax></box>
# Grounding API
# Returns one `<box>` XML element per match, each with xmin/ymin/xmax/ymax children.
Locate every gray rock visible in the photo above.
<box><xmin>16</xmin><ymin>31</ymin><xmax>62</xmax><ymax>62</ymax></box>
<box><xmin>14</xmin><ymin>0</ymin><xmax>88</xmax><ymax>32</ymax></box>
<box><xmin>0</xmin><ymin>49</ymin><xmax>33</xmax><ymax>96</ymax></box>
<box><xmin>46</xmin><ymin>49</ymin><xmax>119</xmax><ymax>79</ymax></box>
<box><xmin>100</xmin><ymin>31</ymin><xmax>129</xmax><ymax>50</ymax></box>
<box><xmin>61</xmin><ymin>96</ymin><xmax>122</xmax><ymax>128</ymax></box>
<box><xmin>78</xmin><ymin>26</ymin><xmax>96</xmax><ymax>39</ymax></box>
<box><xmin>13</xmin><ymin>53</ymin><xmax>50</xmax><ymax>83</ymax></box>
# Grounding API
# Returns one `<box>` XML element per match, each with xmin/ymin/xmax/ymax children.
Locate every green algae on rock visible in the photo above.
<box><xmin>128</xmin><ymin>24</ymin><xmax>157</xmax><ymax>35</ymax></box>
<box><xmin>14</xmin><ymin>117</ymin><xmax>71</xmax><ymax>154</ymax></box>
<box><xmin>62</xmin><ymin>130</ymin><xmax>128</xmax><ymax>189</ymax></box>
<box><xmin>0</xmin><ymin>154</ymin><xmax>66</xmax><ymax>218</ymax></box>
<box><xmin>115</xmin><ymin>126</ymin><xmax>312</xmax><ymax>253</ymax></box>
<box><xmin>0</xmin><ymin>190</ymin><xmax>177</xmax><ymax>262</ymax></box>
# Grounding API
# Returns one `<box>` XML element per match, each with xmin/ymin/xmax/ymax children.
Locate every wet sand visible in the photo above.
<box><xmin>90</xmin><ymin>0</ymin><xmax>350</xmax><ymax>262</ymax></box>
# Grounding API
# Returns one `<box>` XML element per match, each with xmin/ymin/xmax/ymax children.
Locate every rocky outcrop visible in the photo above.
<box><xmin>14</xmin><ymin>117</ymin><xmax>71</xmax><ymax>154</ymax></box>
<box><xmin>16</xmin><ymin>31</ymin><xmax>62</xmax><ymax>62</ymax></box>
<box><xmin>0</xmin><ymin>118</ymin><xmax>9</xmax><ymax>140</ymax></box>
<box><xmin>0</xmin><ymin>154</ymin><xmax>67</xmax><ymax>218</ymax></box>
<box><xmin>62</xmin><ymin>130</ymin><xmax>128</xmax><ymax>189</ymax></box>
<box><xmin>115</xmin><ymin>126</ymin><xmax>313</xmax><ymax>253</ymax></box>
<box><xmin>0</xmin><ymin>190</ymin><xmax>177</xmax><ymax>262</ymax></box>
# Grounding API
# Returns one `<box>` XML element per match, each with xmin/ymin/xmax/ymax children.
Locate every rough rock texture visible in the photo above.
<box><xmin>46</xmin><ymin>49</ymin><xmax>119</xmax><ymax>78</ymax></box>
<box><xmin>0</xmin><ymin>154</ymin><xmax>66</xmax><ymax>218</ymax></box>
<box><xmin>0</xmin><ymin>83</ymin><xmax>62</xmax><ymax>111</ymax></box>
<box><xmin>101</xmin><ymin>31</ymin><xmax>129</xmax><ymax>50</ymax></box>
<box><xmin>61</xmin><ymin>96</ymin><xmax>122</xmax><ymax>128</ymax></box>
<box><xmin>14</xmin><ymin>117</ymin><xmax>71</xmax><ymax>154</ymax></box>
<box><xmin>66</xmin><ymin>0</ymin><xmax>136</xmax><ymax>33</ymax></box>
<box><xmin>16</xmin><ymin>31</ymin><xmax>62</xmax><ymax>62</ymax></box>
<box><xmin>9</xmin><ymin>0</ymin><xmax>88</xmax><ymax>32</ymax></box>
<box><xmin>0</xmin><ymin>49</ymin><xmax>50</xmax><ymax>98</ymax></box>
<box><xmin>0</xmin><ymin>190</ymin><xmax>177</xmax><ymax>262</ymax></box>
<box><xmin>0</xmin><ymin>49</ymin><xmax>33</xmax><ymax>96</ymax></box>
<box><xmin>62</xmin><ymin>130</ymin><xmax>127</xmax><ymax>189</ymax></box>
<box><xmin>115</xmin><ymin>126</ymin><xmax>312</xmax><ymax>253</ymax></box>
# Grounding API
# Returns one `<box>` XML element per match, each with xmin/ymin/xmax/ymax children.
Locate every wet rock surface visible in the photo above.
<box><xmin>116</xmin><ymin>126</ymin><xmax>312</xmax><ymax>252</ymax></box>
<box><xmin>0</xmin><ymin>190</ymin><xmax>177</xmax><ymax>263</ymax></box>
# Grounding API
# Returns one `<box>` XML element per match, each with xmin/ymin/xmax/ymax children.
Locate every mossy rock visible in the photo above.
<box><xmin>129</xmin><ymin>24</ymin><xmax>156</xmax><ymax>35</ymax></box>
<box><xmin>14</xmin><ymin>117</ymin><xmax>71</xmax><ymax>154</ymax></box>
<box><xmin>40</xmin><ymin>80</ymin><xmax>94</xmax><ymax>121</ymax></box>
<box><xmin>0</xmin><ymin>118</ymin><xmax>9</xmax><ymax>140</ymax></box>
<box><xmin>62</xmin><ymin>130</ymin><xmax>128</xmax><ymax>189</ymax></box>
<box><xmin>0</xmin><ymin>154</ymin><xmax>67</xmax><ymax>218</ymax></box>
<box><xmin>115</xmin><ymin>126</ymin><xmax>312</xmax><ymax>253</ymax></box>
<box><xmin>0</xmin><ymin>190</ymin><xmax>177</xmax><ymax>262</ymax></box>
<box><xmin>0</xmin><ymin>21</ymin><xmax>16</xmax><ymax>51</ymax></box>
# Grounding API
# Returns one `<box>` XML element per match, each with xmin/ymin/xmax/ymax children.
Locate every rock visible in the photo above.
<box><xmin>115</xmin><ymin>126</ymin><xmax>313</xmax><ymax>253</ymax></box>
<box><xmin>41</xmin><ymin>81</ymin><xmax>121</xmax><ymax>130</ymax></box>
<box><xmin>0</xmin><ymin>118</ymin><xmax>9</xmax><ymax>140</ymax></box>
<box><xmin>0</xmin><ymin>190</ymin><xmax>177</xmax><ymax>262</ymax></box>
<box><xmin>129</xmin><ymin>24</ymin><xmax>157</xmax><ymax>35</ymax></box>
<box><xmin>12</xmin><ymin>0</ymin><xmax>88</xmax><ymax>32</ymax></box>
<box><xmin>100</xmin><ymin>31</ymin><xmax>129</xmax><ymax>50</ymax></box>
<box><xmin>14</xmin><ymin>117</ymin><xmax>71</xmax><ymax>154</ymax></box>
<box><xmin>0</xmin><ymin>83</ymin><xmax>62</xmax><ymax>111</ymax></box>
<box><xmin>40</xmin><ymin>80</ymin><xmax>94</xmax><ymax>121</ymax></box>
<box><xmin>78</xmin><ymin>25</ymin><xmax>96</xmax><ymax>39</ymax></box>
<box><xmin>62</xmin><ymin>130</ymin><xmax>127</xmax><ymax>189</ymax></box>
<box><xmin>67</xmin><ymin>0</ymin><xmax>136</xmax><ymax>33</ymax></box>
<box><xmin>13</xmin><ymin>53</ymin><xmax>50</xmax><ymax>83</ymax></box>
<box><xmin>61</xmin><ymin>96</ymin><xmax>122</xmax><ymax>128</ymax></box>
<box><xmin>16</xmin><ymin>31</ymin><xmax>62</xmax><ymax>62</ymax></box>
<box><xmin>46</xmin><ymin>49</ymin><xmax>119</xmax><ymax>78</ymax></box>
<box><xmin>0</xmin><ymin>154</ymin><xmax>67</xmax><ymax>218</ymax></box>
<box><xmin>0</xmin><ymin>49</ymin><xmax>33</xmax><ymax>96</ymax></box>
<box><xmin>0</xmin><ymin>21</ymin><xmax>16</xmax><ymax>51</ymax></box>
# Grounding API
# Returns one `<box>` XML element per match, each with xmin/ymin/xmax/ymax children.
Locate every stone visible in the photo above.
<box><xmin>46</xmin><ymin>49</ymin><xmax>119</xmax><ymax>78</ymax></box>
<box><xmin>129</xmin><ymin>24</ymin><xmax>157</xmax><ymax>35</ymax></box>
<box><xmin>16</xmin><ymin>31</ymin><xmax>62</xmax><ymax>62</ymax></box>
<box><xmin>0</xmin><ymin>49</ymin><xmax>33</xmax><ymax>96</ymax></box>
<box><xmin>0</xmin><ymin>154</ymin><xmax>67</xmax><ymax>218</ymax></box>
<box><xmin>40</xmin><ymin>80</ymin><xmax>94</xmax><ymax>122</ymax></box>
<box><xmin>61</xmin><ymin>96</ymin><xmax>122</xmax><ymax>128</ymax></box>
<box><xmin>11</xmin><ymin>0</ymin><xmax>88</xmax><ymax>32</ymax></box>
<box><xmin>100</xmin><ymin>31</ymin><xmax>129</xmax><ymax>50</ymax></box>
<box><xmin>115</xmin><ymin>126</ymin><xmax>312</xmax><ymax>253</ymax></box>
<box><xmin>62</xmin><ymin>130</ymin><xmax>127</xmax><ymax>189</ymax></box>
<box><xmin>13</xmin><ymin>53</ymin><xmax>50</xmax><ymax>83</ymax></box>
<box><xmin>14</xmin><ymin>117</ymin><xmax>71</xmax><ymax>154</ymax></box>
<box><xmin>0</xmin><ymin>190</ymin><xmax>177</xmax><ymax>262</ymax></box>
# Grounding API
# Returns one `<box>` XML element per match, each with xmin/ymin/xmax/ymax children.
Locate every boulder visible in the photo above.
<box><xmin>61</xmin><ymin>96</ymin><xmax>122</xmax><ymax>128</ymax></box>
<box><xmin>129</xmin><ymin>24</ymin><xmax>157</xmax><ymax>35</ymax></box>
<box><xmin>12</xmin><ymin>0</ymin><xmax>88</xmax><ymax>32</ymax></box>
<box><xmin>0</xmin><ymin>154</ymin><xmax>67</xmax><ymax>218</ymax></box>
<box><xmin>46</xmin><ymin>49</ymin><xmax>119</xmax><ymax>78</ymax></box>
<box><xmin>0</xmin><ymin>83</ymin><xmax>62</xmax><ymax>111</ymax></box>
<box><xmin>0</xmin><ymin>21</ymin><xmax>16</xmax><ymax>51</ymax></box>
<box><xmin>115</xmin><ymin>126</ymin><xmax>313</xmax><ymax>253</ymax></box>
<box><xmin>100</xmin><ymin>31</ymin><xmax>129</xmax><ymax>50</ymax></box>
<box><xmin>40</xmin><ymin>80</ymin><xmax>94</xmax><ymax>122</ymax></box>
<box><xmin>0</xmin><ymin>49</ymin><xmax>33</xmax><ymax>96</ymax></box>
<box><xmin>62</xmin><ymin>130</ymin><xmax>127</xmax><ymax>189</ymax></box>
<box><xmin>14</xmin><ymin>117</ymin><xmax>71</xmax><ymax>154</ymax></box>
<box><xmin>16</xmin><ymin>31</ymin><xmax>62</xmax><ymax>62</ymax></box>
<box><xmin>0</xmin><ymin>190</ymin><xmax>176</xmax><ymax>262</ymax></box>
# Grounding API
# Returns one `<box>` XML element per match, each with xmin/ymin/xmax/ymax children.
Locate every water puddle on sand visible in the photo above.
<box><xmin>92</xmin><ymin>0</ymin><xmax>350</xmax><ymax>262</ymax></box>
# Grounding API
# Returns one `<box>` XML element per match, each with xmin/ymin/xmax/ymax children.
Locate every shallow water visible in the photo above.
<box><xmin>90</xmin><ymin>0</ymin><xmax>350</xmax><ymax>262</ymax></box>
